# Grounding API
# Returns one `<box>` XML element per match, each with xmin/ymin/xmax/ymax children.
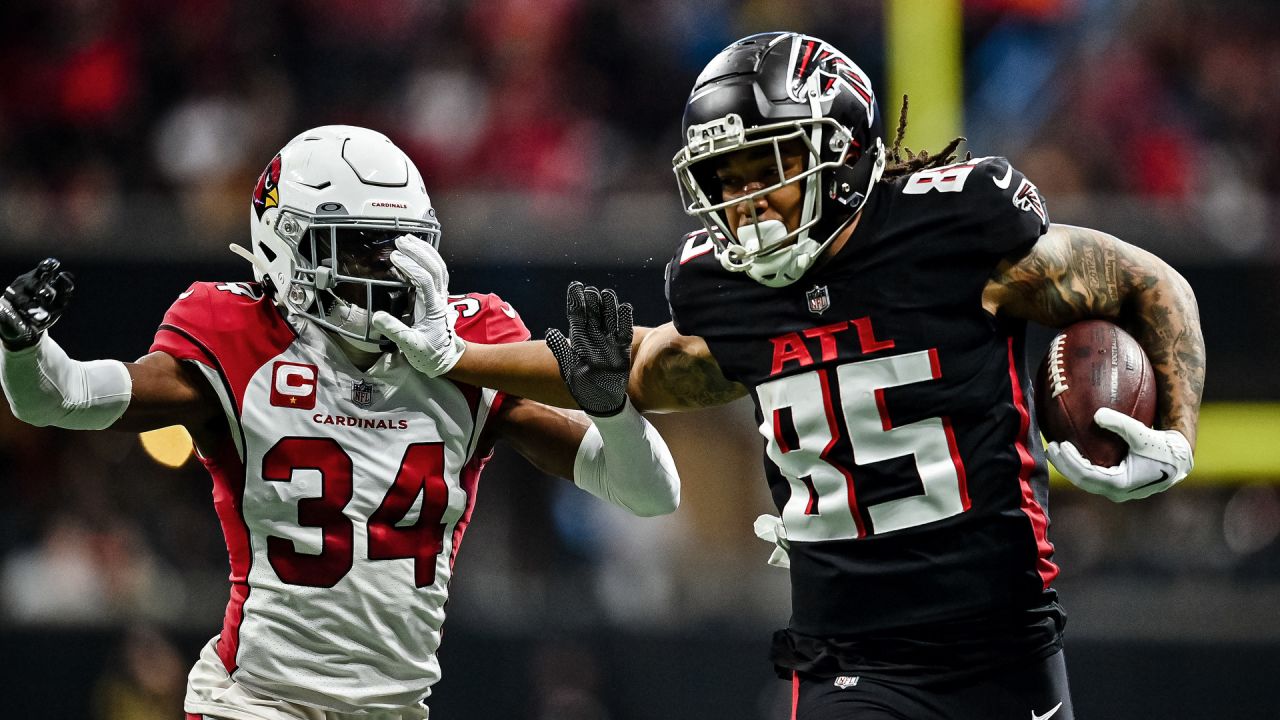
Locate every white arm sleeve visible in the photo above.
<box><xmin>0</xmin><ymin>333</ymin><xmax>132</xmax><ymax>430</ymax></box>
<box><xmin>572</xmin><ymin>399</ymin><xmax>680</xmax><ymax>517</ymax></box>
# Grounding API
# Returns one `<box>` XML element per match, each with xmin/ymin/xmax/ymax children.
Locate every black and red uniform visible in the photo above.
<box><xmin>667</xmin><ymin>157</ymin><xmax>1071</xmax><ymax>718</ymax></box>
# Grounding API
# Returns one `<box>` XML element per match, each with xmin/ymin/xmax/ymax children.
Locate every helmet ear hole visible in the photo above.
<box><xmin>828</xmin><ymin>140</ymin><xmax>881</xmax><ymax>210</ymax></box>
<box><xmin>257</xmin><ymin>242</ymin><xmax>277</xmax><ymax>263</ymax></box>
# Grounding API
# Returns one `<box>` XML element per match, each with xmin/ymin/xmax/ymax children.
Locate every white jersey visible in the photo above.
<box><xmin>151</xmin><ymin>281</ymin><xmax>529</xmax><ymax>712</ymax></box>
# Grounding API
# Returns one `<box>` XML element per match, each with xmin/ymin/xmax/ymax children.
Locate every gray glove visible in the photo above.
<box><xmin>0</xmin><ymin>258</ymin><xmax>76</xmax><ymax>351</ymax></box>
<box><xmin>545</xmin><ymin>282</ymin><xmax>633</xmax><ymax>416</ymax></box>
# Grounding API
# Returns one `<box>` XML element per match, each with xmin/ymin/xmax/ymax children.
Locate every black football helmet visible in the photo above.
<box><xmin>673</xmin><ymin>32</ymin><xmax>886</xmax><ymax>287</ymax></box>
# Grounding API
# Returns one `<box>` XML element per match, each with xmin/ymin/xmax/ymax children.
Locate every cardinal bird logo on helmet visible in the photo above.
<box><xmin>252</xmin><ymin>154</ymin><xmax>282</xmax><ymax>219</ymax></box>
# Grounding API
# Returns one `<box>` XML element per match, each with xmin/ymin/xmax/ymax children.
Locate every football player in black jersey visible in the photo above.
<box><xmin>407</xmin><ymin>31</ymin><xmax>1204</xmax><ymax>720</ymax></box>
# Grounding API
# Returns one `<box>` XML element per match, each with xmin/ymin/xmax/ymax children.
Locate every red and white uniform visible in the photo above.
<box><xmin>152</xmin><ymin>281</ymin><xmax>528</xmax><ymax>715</ymax></box>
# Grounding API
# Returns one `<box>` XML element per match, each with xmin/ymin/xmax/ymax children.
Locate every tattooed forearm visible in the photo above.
<box><xmin>986</xmin><ymin>223</ymin><xmax>1205</xmax><ymax>446</ymax></box>
<box><xmin>630</xmin><ymin>324</ymin><xmax>747</xmax><ymax>412</ymax></box>
<box><xmin>1125</xmin><ymin>264</ymin><xmax>1205</xmax><ymax>447</ymax></box>
<box><xmin>655</xmin><ymin>348</ymin><xmax>746</xmax><ymax>410</ymax></box>
<box><xmin>1077</xmin><ymin>237</ymin><xmax>1121</xmax><ymax>309</ymax></box>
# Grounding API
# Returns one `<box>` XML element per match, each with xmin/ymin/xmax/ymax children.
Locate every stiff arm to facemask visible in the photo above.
<box><xmin>371</xmin><ymin>235</ymin><xmax>466</xmax><ymax>377</ymax></box>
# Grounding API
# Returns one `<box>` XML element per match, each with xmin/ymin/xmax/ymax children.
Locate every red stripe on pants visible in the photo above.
<box><xmin>791</xmin><ymin>671</ymin><xmax>800</xmax><ymax>720</ymax></box>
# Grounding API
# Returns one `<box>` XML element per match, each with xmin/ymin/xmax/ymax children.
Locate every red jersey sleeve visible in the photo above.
<box><xmin>149</xmin><ymin>281</ymin><xmax>297</xmax><ymax>412</ymax></box>
<box><xmin>150</xmin><ymin>282</ymin><xmax>221</xmax><ymax>367</ymax></box>
<box><xmin>451</xmin><ymin>292</ymin><xmax>531</xmax><ymax>345</ymax></box>
<box><xmin>449</xmin><ymin>292</ymin><xmax>531</xmax><ymax>427</ymax></box>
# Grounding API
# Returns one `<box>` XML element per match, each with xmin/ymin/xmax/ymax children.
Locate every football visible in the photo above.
<box><xmin>1035</xmin><ymin>320</ymin><xmax>1157</xmax><ymax>467</ymax></box>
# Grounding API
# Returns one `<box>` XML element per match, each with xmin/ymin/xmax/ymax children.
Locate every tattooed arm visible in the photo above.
<box><xmin>629</xmin><ymin>322</ymin><xmax>748</xmax><ymax>412</ymax></box>
<box><xmin>982</xmin><ymin>223</ymin><xmax>1205</xmax><ymax>447</ymax></box>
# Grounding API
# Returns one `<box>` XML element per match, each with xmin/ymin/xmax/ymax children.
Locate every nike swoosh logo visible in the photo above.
<box><xmin>1133</xmin><ymin>470</ymin><xmax>1171</xmax><ymax>490</ymax></box>
<box><xmin>1032</xmin><ymin>701</ymin><xmax>1063</xmax><ymax>720</ymax></box>
<box><xmin>500</xmin><ymin>303</ymin><xmax>517</xmax><ymax>319</ymax></box>
<box><xmin>993</xmin><ymin>163</ymin><xmax>1014</xmax><ymax>189</ymax></box>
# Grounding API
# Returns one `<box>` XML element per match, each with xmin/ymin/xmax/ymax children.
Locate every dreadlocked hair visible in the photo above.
<box><xmin>879</xmin><ymin>95</ymin><xmax>971</xmax><ymax>183</ymax></box>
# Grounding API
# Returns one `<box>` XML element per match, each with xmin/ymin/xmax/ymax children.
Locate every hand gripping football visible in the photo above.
<box><xmin>1035</xmin><ymin>320</ymin><xmax>1157</xmax><ymax>467</ymax></box>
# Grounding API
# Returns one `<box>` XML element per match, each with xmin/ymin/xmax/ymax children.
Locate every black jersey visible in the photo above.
<box><xmin>666</xmin><ymin>157</ymin><xmax>1063</xmax><ymax>680</ymax></box>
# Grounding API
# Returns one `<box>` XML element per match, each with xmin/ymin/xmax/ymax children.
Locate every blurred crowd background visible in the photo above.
<box><xmin>1</xmin><ymin>0</ymin><xmax>1279</xmax><ymax>718</ymax></box>
<box><xmin>3</xmin><ymin>0</ymin><xmax>1278</xmax><ymax>263</ymax></box>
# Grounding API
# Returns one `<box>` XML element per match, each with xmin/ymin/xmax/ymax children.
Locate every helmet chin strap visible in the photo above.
<box><xmin>723</xmin><ymin>219</ymin><xmax>822</xmax><ymax>288</ymax></box>
<box><xmin>324</xmin><ymin>294</ymin><xmax>385</xmax><ymax>353</ymax></box>
<box><xmin>229</xmin><ymin>243</ymin><xmax>278</xmax><ymax>293</ymax></box>
<box><xmin>732</xmin><ymin>219</ymin><xmax>790</xmax><ymax>258</ymax></box>
<box><xmin>335</xmin><ymin>333</ymin><xmax>384</xmax><ymax>358</ymax></box>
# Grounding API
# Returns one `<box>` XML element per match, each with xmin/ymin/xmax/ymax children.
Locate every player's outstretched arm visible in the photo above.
<box><xmin>490</xmin><ymin>396</ymin><xmax>679</xmax><ymax>517</ymax></box>
<box><xmin>113</xmin><ymin>351</ymin><xmax>222</xmax><ymax>436</ymax></box>
<box><xmin>1</xmin><ymin>258</ymin><xmax>219</xmax><ymax>436</ymax></box>
<box><xmin>374</xmin><ymin>235</ymin><xmax>587</xmax><ymax>408</ymax></box>
<box><xmin>491</xmin><ymin>282</ymin><xmax>680</xmax><ymax>517</ymax></box>
<box><xmin>448</xmin><ymin>328</ymin><xmax>711</xmax><ymax>411</ymax></box>
<box><xmin>446</xmin><ymin>340</ymin><xmax>582</xmax><ymax>409</ymax></box>
<box><xmin>628</xmin><ymin>322</ymin><xmax>747</xmax><ymax>413</ymax></box>
<box><xmin>983</xmin><ymin>223</ymin><xmax>1204</xmax><ymax>500</ymax></box>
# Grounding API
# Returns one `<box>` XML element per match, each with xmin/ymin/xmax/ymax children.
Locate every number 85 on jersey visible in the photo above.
<box><xmin>757</xmin><ymin>348</ymin><xmax>970</xmax><ymax>541</ymax></box>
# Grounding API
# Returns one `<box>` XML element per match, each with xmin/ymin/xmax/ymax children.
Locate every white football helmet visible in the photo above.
<box><xmin>240</xmin><ymin>125</ymin><xmax>440</xmax><ymax>352</ymax></box>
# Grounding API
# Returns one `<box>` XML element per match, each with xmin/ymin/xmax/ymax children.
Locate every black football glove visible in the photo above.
<box><xmin>545</xmin><ymin>282</ymin><xmax>634</xmax><ymax>416</ymax></box>
<box><xmin>0</xmin><ymin>258</ymin><xmax>76</xmax><ymax>351</ymax></box>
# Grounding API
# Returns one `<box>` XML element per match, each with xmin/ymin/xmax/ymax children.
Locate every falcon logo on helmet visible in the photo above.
<box><xmin>787</xmin><ymin>37</ymin><xmax>873</xmax><ymax>119</ymax></box>
<box><xmin>252</xmin><ymin>155</ymin><xmax>282</xmax><ymax>220</ymax></box>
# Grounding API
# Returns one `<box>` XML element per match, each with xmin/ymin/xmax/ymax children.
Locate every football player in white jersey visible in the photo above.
<box><xmin>0</xmin><ymin>126</ymin><xmax>680</xmax><ymax>720</ymax></box>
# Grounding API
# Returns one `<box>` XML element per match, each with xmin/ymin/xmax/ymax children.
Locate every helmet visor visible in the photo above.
<box><xmin>310</xmin><ymin>226</ymin><xmax>415</xmax><ymax>323</ymax></box>
<box><xmin>312</xmin><ymin>227</ymin><xmax>403</xmax><ymax>281</ymax></box>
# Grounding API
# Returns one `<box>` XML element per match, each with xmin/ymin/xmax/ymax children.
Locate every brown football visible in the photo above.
<box><xmin>1035</xmin><ymin>320</ymin><xmax>1157</xmax><ymax>468</ymax></box>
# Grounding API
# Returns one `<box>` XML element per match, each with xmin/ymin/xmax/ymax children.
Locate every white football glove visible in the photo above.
<box><xmin>371</xmin><ymin>235</ymin><xmax>466</xmax><ymax>378</ymax></box>
<box><xmin>1045</xmin><ymin>407</ymin><xmax>1194</xmax><ymax>502</ymax></box>
<box><xmin>753</xmin><ymin>514</ymin><xmax>791</xmax><ymax>569</ymax></box>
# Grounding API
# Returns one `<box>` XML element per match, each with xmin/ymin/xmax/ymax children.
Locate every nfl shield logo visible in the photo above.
<box><xmin>806</xmin><ymin>285</ymin><xmax>831</xmax><ymax>315</ymax></box>
<box><xmin>834</xmin><ymin>675</ymin><xmax>860</xmax><ymax>689</ymax></box>
<box><xmin>351</xmin><ymin>380</ymin><xmax>375</xmax><ymax>408</ymax></box>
